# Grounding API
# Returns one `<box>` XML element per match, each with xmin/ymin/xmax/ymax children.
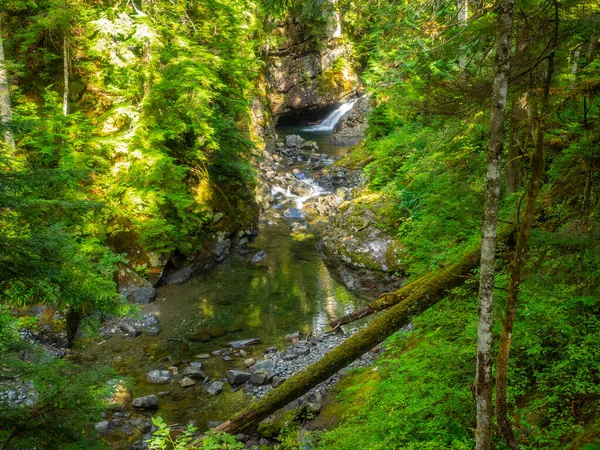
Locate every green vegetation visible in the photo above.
<box><xmin>1</xmin><ymin>0</ymin><xmax>599</xmax><ymax>448</ymax></box>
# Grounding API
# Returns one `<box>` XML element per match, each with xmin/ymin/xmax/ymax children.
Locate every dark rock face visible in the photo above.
<box><xmin>330</xmin><ymin>95</ymin><xmax>371</xmax><ymax>145</ymax></box>
<box><xmin>116</xmin><ymin>266</ymin><xmax>156</xmax><ymax>304</ymax></box>
<box><xmin>266</xmin><ymin>18</ymin><xmax>359</xmax><ymax>124</ymax></box>
<box><xmin>132</xmin><ymin>395</ymin><xmax>159</xmax><ymax>410</ymax></box>
<box><xmin>226</xmin><ymin>370</ymin><xmax>252</xmax><ymax>385</ymax></box>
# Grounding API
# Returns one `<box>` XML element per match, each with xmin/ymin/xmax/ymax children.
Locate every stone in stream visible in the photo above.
<box><xmin>207</xmin><ymin>421</ymin><xmax>222</xmax><ymax>429</ymax></box>
<box><xmin>132</xmin><ymin>395</ymin><xmax>159</xmax><ymax>410</ymax></box>
<box><xmin>250</xmin><ymin>370</ymin><xmax>271</xmax><ymax>387</ymax></box>
<box><xmin>226</xmin><ymin>370</ymin><xmax>252</xmax><ymax>385</ymax></box>
<box><xmin>272</xmin><ymin>376</ymin><xmax>286</xmax><ymax>388</ymax></box>
<box><xmin>290</xmin><ymin>222</ymin><xmax>309</xmax><ymax>233</ymax></box>
<box><xmin>285</xmin><ymin>331</ymin><xmax>300</xmax><ymax>341</ymax></box>
<box><xmin>119</xmin><ymin>323</ymin><xmax>140</xmax><ymax>337</ymax></box>
<box><xmin>243</xmin><ymin>358</ymin><xmax>256</xmax><ymax>367</ymax></box>
<box><xmin>285</xmin><ymin>135</ymin><xmax>305</xmax><ymax>148</ymax></box>
<box><xmin>227</xmin><ymin>338</ymin><xmax>260</xmax><ymax>349</ymax></box>
<box><xmin>181</xmin><ymin>366</ymin><xmax>206</xmax><ymax>379</ymax></box>
<box><xmin>194</xmin><ymin>353</ymin><xmax>210</xmax><ymax>359</ymax></box>
<box><xmin>206</xmin><ymin>381</ymin><xmax>224</xmax><ymax>396</ymax></box>
<box><xmin>145</xmin><ymin>370</ymin><xmax>170</xmax><ymax>384</ymax></box>
<box><xmin>189</xmin><ymin>361</ymin><xmax>203</xmax><ymax>369</ymax></box>
<box><xmin>250</xmin><ymin>359</ymin><xmax>276</xmax><ymax>373</ymax></box>
<box><xmin>295</xmin><ymin>347</ymin><xmax>310</xmax><ymax>356</ymax></box>
<box><xmin>179</xmin><ymin>377</ymin><xmax>196</xmax><ymax>388</ymax></box>
<box><xmin>283</xmin><ymin>208</ymin><xmax>304</xmax><ymax>219</ymax></box>
<box><xmin>292</xmin><ymin>168</ymin><xmax>306</xmax><ymax>180</ymax></box>
<box><xmin>301</xmin><ymin>140</ymin><xmax>318</xmax><ymax>150</ymax></box>
<box><xmin>251</xmin><ymin>251</ymin><xmax>268</xmax><ymax>263</ymax></box>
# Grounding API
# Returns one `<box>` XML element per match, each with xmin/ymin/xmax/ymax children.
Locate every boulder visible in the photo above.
<box><xmin>179</xmin><ymin>377</ymin><xmax>196</xmax><ymax>388</ymax></box>
<box><xmin>145</xmin><ymin>370</ymin><xmax>171</xmax><ymax>384</ymax></box>
<box><xmin>251</xmin><ymin>251</ymin><xmax>268</xmax><ymax>263</ymax></box>
<box><xmin>206</xmin><ymin>381</ymin><xmax>224</xmax><ymax>396</ymax></box>
<box><xmin>250</xmin><ymin>370</ymin><xmax>271</xmax><ymax>386</ymax></box>
<box><xmin>285</xmin><ymin>135</ymin><xmax>305</xmax><ymax>148</ymax></box>
<box><xmin>132</xmin><ymin>394</ymin><xmax>159</xmax><ymax>410</ymax></box>
<box><xmin>116</xmin><ymin>266</ymin><xmax>156</xmax><ymax>304</ymax></box>
<box><xmin>250</xmin><ymin>359</ymin><xmax>276</xmax><ymax>373</ymax></box>
<box><xmin>181</xmin><ymin>366</ymin><xmax>206</xmax><ymax>379</ymax></box>
<box><xmin>226</xmin><ymin>370</ymin><xmax>252</xmax><ymax>385</ymax></box>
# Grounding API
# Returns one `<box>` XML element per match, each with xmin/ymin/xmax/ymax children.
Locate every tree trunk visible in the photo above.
<box><xmin>458</xmin><ymin>0</ymin><xmax>469</xmax><ymax>70</ymax></box>
<box><xmin>0</xmin><ymin>13</ymin><xmax>15</xmax><ymax>152</ymax></box>
<box><xmin>475</xmin><ymin>0</ymin><xmax>515</xmax><ymax>448</ymax></box>
<box><xmin>495</xmin><ymin>5</ymin><xmax>557</xmax><ymax>448</ymax></box>
<box><xmin>215</xmin><ymin>230</ymin><xmax>511</xmax><ymax>434</ymax></box>
<box><xmin>63</xmin><ymin>35</ymin><xmax>69</xmax><ymax>116</ymax></box>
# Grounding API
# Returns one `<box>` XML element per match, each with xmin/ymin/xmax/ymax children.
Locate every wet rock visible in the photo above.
<box><xmin>290</xmin><ymin>222</ymin><xmax>309</xmax><ymax>233</ymax></box>
<box><xmin>244</xmin><ymin>358</ymin><xmax>256</xmax><ymax>367</ymax></box>
<box><xmin>250</xmin><ymin>370</ymin><xmax>270</xmax><ymax>386</ymax></box>
<box><xmin>251</xmin><ymin>251</ymin><xmax>268</xmax><ymax>263</ymax></box>
<box><xmin>211</xmin><ymin>350</ymin><xmax>223</xmax><ymax>356</ymax></box>
<box><xmin>330</xmin><ymin>95</ymin><xmax>370</xmax><ymax>146</ymax></box>
<box><xmin>206</xmin><ymin>381</ymin><xmax>224</xmax><ymax>396</ymax></box>
<box><xmin>223</xmin><ymin>356</ymin><xmax>233</xmax><ymax>362</ymax></box>
<box><xmin>301</xmin><ymin>140</ymin><xmax>318</xmax><ymax>150</ymax></box>
<box><xmin>295</xmin><ymin>347</ymin><xmax>310</xmax><ymax>356</ymax></box>
<box><xmin>275</xmin><ymin>142</ymin><xmax>285</xmax><ymax>149</ymax></box>
<box><xmin>285</xmin><ymin>331</ymin><xmax>300</xmax><ymax>341</ymax></box>
<box><xmin>179</xmin><ymin>377</ymin><xmax>196</xmax><ymax>388</ymax></box>
<box><xmin>228</xmin><ymin>338</ymin><xmax>260</xmax><ymax>349</ymax></box>
<box><xmin>117</xmin><ymin>266</ymin><xmax>156</xmax><ymax>304</ymax></box>
<box><xmin>226</xmin><ymin>370</ymin><xmax>252</xmax><ymax>385</ymax></box>
<box><xmin>144</xmin><ymin>325</ymin><xmax>161</xmax><ymax>336</ymax></box>
<box><xmin>130</xmin><ymin>416</ymin><xmax>152</xmax><ymax>433</ymax></box>
<box><xmin>282</xmin><ymin>352</ymin><xmax>298</xmax><ymax>361</ymax></box>
<box><xmin>292</xmin><ymin>169</ymin><xmax>306</xmax><ymax>180</ymax></box>
<box><xmin>195</xmin><ymin>353</ymin><xmax>210</xmax><ymax>359</ymax></box>
<box><xmin>95</xmin><ymin>421</ymin><xmax>111</xmax><ymax>434</ymax></box>
<box><xmin>283</xmin><ymin>208</ymin><xmax>304</xmax><ymax>219</ymax></box>
<box><xmin>146</xmin><ymin>370</ymin><xmax>170</xmax><ymax>384</ymax></box>
<box><xmin>250</xmin><ymin>359</ymin><xmax>276</xmax><ymax>373</ymax></box>
<box><xmin>285</xmin><ymin>135</ymin><xmax>305</xmax><ymax>148</ymax></box>
<box><xmin>272</xmin><ymin>376</ymin><xmax>286</xmax><ymax>388</ymax></box>
<box><xmin>132</xmin><ymin>395</ymin><xmax>159</xmax><ymax>410</ymax></box>
<box><xmin>189</xmin><ymin>361</ymin><xmax>203</xmax><ymax>369</ymax></box>
<box><xmin>181</xmin><ymin>366</ymin><xmax>206</xmax><ymax>379</ymax></box>
<box><xmin>119</xmin><ymin>323</ymin><xmax>140</xmax><ymax>337</ymax></box>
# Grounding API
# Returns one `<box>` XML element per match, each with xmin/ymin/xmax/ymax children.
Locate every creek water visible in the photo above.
<box><xmin>79</xmin><ymin>104</ymin><xmax>365</xmax><ymax>447</ymax></box>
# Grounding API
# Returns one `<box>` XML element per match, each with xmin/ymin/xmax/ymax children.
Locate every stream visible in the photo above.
<box><xmin>77</xmin><ymin>102</ymin><xmax>369</xmax><ymax>448</ymax></box>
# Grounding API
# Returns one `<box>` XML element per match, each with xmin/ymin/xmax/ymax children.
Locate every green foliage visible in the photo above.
<box><xmin>0</xmin><ymin>343</ymin><xmax>117</xmax><ymax>449</ymax></box>
<box><xmin>146</xmin><ymin>417</ymin><xmax>244</xmax><ymax>450</ymax></box>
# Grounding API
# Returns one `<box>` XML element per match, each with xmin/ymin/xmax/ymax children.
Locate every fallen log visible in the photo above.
<box><xmin>214</xmin><ymin>231</ymin><xmax>509</xmax><ymax>435</ymax></box>
<box><xmin>329</xmin><ymin>273</ymin><xmax>433</xmax><ymax>329</ymax></box>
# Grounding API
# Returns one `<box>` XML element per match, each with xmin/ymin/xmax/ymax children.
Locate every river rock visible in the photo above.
<box><xmin>250</xmin><ymin>359</ymin><xmax>276</xmax><ymax>373</ymax></box>
<box><xmin>285</xmin><ymin>331</ymin><xmax>300</xmax><ymax>341</ymax></box>
<box><xmin>226</xmin><ymin>370</ymin><xmax>252</xmax><ymax>385</ymax></box>
<box><xmin>228</xmin><ymin>338</ymin><xmax>260</xmax><ymax>348</ymax></box>
<box><xmin>95</xmin><ymin>421</ymin><xmax>111</xmax><ymax>434</ymax></box>
<box><xmin>181</xmin><ymin>366</ymin><xmax>206</xmax><ymax>379</ymax></box>
<box><xmin>283</xmin><ymin>208</ymin><xmax>304</xmax><ymax>219</ymax></box>
<box><xmin>116</xmin><ymin>266</ymin><xmax>156</xmax><ymax>304</ymax></box>
<box><xmin>206</xmin><ymin>381</ymin><xmax>224</xmax><ymax>395</ymax></box>
<box><xmin>244</xmin><ymin>358</ymin><xmax>257</xmax><ymax>367</ymax></box>
<box><xmin>146</xmin><ymin>370</ymin><xmax>170</xmax><ymax>384</ymax></box>
<box><xmin>292</xmin><ymin>169</ymin><xmax>306</xmax><ymax>180</ymax></box>
<box><xmin>132</xmin><ymin>395</ymin><xmax>159</xmax><ymax>410</ymax></box>
<box><xmin>251</xmin><ymin>251</ymin><xmax>268</xmax><ymax>263</ymax></box>
<box><xmin>285</xmin><ymin>135</ymin><xmax>305</xmax><ymax>148</ymax></box>
<box><xmin>301</xmin><ymin>140</ymin><xmax>318</xmax><ymax>150</ymax></box>
<box><xmin>194</xmin><ymin>353</ymin><xmax>210</xmax><ymax>359</ymax></box>
<box><xmin>179</xmin><ymin>377</ymin><xmax>196</xmax><ymax>388</ymax></box>
<box><xmin>290</xmin><ymin>222</ymin><xmax>309</xmax><ymax>233</ymax></box>
<box><xmin>250</xmin><ymin>370</ymin><xmax>270</xmax><ymax>386</ymax></box>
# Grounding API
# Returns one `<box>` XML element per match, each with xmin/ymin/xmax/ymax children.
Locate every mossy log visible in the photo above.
<box><xmin>329</xmin><ymin>273</ymin><xmax>433</xmax><ymax>329</ymax></box>
<box><xmin>214</xmin><ymin>229</ymin><xmax>512</xmax><ymax>434</ymax></box>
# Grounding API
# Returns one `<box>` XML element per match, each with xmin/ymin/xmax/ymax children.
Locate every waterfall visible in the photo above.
<box><xmin>305</xmin><ymin>98</ymin><xmax>358</xmax><ymax>132</ymax></box>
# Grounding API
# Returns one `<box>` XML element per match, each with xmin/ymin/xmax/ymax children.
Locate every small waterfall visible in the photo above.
<box><xmin>305</xmin><ymin>98</ymin><xmax>358</xmax><ymax>132</ymax></box>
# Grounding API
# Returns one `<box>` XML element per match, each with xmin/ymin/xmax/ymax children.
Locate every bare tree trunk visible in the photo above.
<box><xmin>215</xmin><ymin>231</ymin><xmax>511</xmax><ymax>434</ymax></box>
<box><xmin>475</xmin><ymin>0</ymin><xmax>515</xmax><ymax>448</ymax></box>
<box><xmin>0</xmin><ymin>13</ymin><xmax>15</xmax><ymax>152</ymax></box>
<box><xmin>458</xmin><ymin>0</ymin><xmax>469</xmax><ymax>70</ymax></box>
<box><xmin>495</xmin><ymin>5</ymin><xmax>557</xmax><ymax>448</ymax></box>
<box><xmin>63</xmin><ymin>35</ymin><xmax>69</xmax><ymax>116</ymax></box>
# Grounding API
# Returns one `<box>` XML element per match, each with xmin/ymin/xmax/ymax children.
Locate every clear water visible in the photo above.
<box><xmin>78</xmin><ymin>122</ymin><xmax>367</xmax><ymax>444</ymax></box>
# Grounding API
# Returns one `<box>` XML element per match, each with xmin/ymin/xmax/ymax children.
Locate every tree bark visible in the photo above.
<box><xmin>215</xmin><ymin>230</ymin><xmax>511</xmax><ymax>434</ymax></box>
<box><xmin>458</xmin><ymin>0</ymin><xmax>469</xmax><ymax>70</ymax></box>
<box><xmin>495</xmin><ymin>5</ymin><xmax>557</xmax><ymax>448</ymax></box>
<box><xmin>63</xmin><ymin>35</ymin><xmax>69</xmax><ymax>116</ymax></box>
<box><xmin>475</xmin><ymin>0</ymin><xmax>515</xmax><ymax>448</ymax></box>
<box><xmin>0</xmin><ymin>13</ymin><xmax>15</xmax><ymax>152</ymax></box>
